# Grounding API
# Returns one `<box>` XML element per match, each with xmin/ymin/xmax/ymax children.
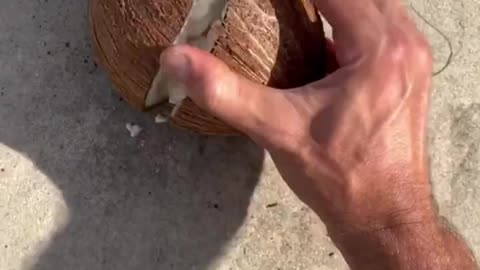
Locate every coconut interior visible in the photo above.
<box><xmin>145</xmin><ymin>0</ymin><xmax>228</xmax><ymax>109</ymax></box>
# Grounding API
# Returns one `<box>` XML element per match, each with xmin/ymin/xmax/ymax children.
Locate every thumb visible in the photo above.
<box><xmin>160</xmin><ymin>45</ymin><xmax>283</xmax><ymax>138</ymax></box>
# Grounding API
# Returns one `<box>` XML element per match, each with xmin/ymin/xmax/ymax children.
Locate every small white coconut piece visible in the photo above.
<box><xmin>126</xmin><ymin>123</ymin><xmax>143</xmax><ymax>138</ymax></box>
<box><xmin>154</xmin><ymin>114</ymin><xmax>168</xmax><ymax>124</ymax></box>
<box><xmin>145</xmin><ymin>0</ymin><xmax>228</xmax><ymax>110</ymax></box>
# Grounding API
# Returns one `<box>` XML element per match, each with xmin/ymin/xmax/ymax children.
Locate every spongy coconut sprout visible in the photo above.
<box><xmin>90</xmin><ymin>0</ymin><xmax>329</xmax><ymax>135</ymax></box>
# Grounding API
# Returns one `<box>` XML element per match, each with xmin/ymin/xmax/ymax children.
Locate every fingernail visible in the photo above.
<box><xmin>160</xmin><ymin>49</ymin><xmax>191</xmax><ymax>83</ymax></box>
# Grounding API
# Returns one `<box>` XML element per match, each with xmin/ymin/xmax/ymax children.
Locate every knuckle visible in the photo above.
<box><xmin>379</xmin><ymin>34</ymin><xmax>433</xmax><ymax>73</ymax></box>
<box><xmin>202</xmin><ymin>66</ymin><xmax>237</xmax><ymax>109</ymax></box>
<box><xmin>412</xmin><ymin>39</ymin><xmax>434</xmax><ymax>70</ymax></box>
<box><xmin>382</xmin><ymin>37</ymin><xmax>409</xmax><ymax>67</ymax></box>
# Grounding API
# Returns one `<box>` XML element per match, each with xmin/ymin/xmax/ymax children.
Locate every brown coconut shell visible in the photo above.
<box><xmin>89</xmin><ymin>0</ymin><xmax>329</xmax><ymax>135</ymax></box>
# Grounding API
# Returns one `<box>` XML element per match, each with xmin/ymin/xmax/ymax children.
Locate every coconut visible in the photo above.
<box><xmin>89</xmin><ymin>0</ymin><xmax>329</xmax><ymax>135</ymax></box>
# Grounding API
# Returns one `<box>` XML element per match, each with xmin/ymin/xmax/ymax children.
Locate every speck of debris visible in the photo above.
<box><xmin>198</xmin><ymin>142</ymin><xmax>206</xmax><ymax>154</ymax></box>
<box><xmin>83</xmin><ymin>59</ymin><xmax>88</xmax><ymax>64</ymax></box>
<box><xmin>126</xmin><ymin>123</ymin><xmax>142</xmax><ymax>138</ymax></box>
<box><xmin>155</xmin><ymin>114</ymin><xmax>168</xmax><ymax>124</ymax></box>
<box><xmin>0</xmin><ymin>168</ymin><xmax>4</xmax><ymax>172</ymax></box>
<box><xmin>65</xmin><ymin>42</ymin><xmax>70</xmax><ymax>48</ymax></box>
<box><xmin>208</xmin><ymin>202</ymin><xmax>220</xmax><ymax>210</ymax></box>
<box><xmin>46</xmin><ymin>51</ymin><xmax>51</xmax><ymax>55</ymax></box>
<box><xmin>266</xmin><ymin>203</ymin><xmax>278</xmax><ymax>208</ymax></box>
<box><xmin>4</xmin><ymin>245</ymin><xmax>7</xmax><ymax>248</ymax></box>
<box><xmin>148</xmin><ymin>191</ymin><xmax>152</xmax><ymax>195</ymax></box>
<box><xmin>328</xmin><ymin>252</ymin><xmax>335</xmax><ymax>257</ymax></box>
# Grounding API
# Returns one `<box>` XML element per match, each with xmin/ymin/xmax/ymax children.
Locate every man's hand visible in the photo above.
<box><xmin>160</xmin><ymin>0</ymin><xmax>478</xmax><ymax>269</ymax></box>
<box><xmin>162</xmin><ymin>0</ymin><xmax>433</xmax><ymax>232</ymax></box>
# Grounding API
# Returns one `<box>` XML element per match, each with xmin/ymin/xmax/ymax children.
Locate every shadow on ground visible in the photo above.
<box><xmin>0</xmin><ymin>1</ymin><xmax>263</xmax><ymax>269</ymax></box>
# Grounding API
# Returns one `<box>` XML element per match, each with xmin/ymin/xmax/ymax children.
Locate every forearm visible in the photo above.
<box><xmin>331</xmin><ymin>220</ymin><xmax>478</xmax><ymax>270</ymax></box>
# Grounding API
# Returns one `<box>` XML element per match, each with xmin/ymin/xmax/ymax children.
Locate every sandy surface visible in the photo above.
<box><xmin>0</xmin><ymin>0</ymin><xmax>479</xmax><ymax>269</ymax></box>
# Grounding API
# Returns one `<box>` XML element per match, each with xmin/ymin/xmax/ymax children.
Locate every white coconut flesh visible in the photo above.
<box><xmin>145</xmin><ymin>0</ymin><xmax>229</xmax><ymax>114</ymax></box>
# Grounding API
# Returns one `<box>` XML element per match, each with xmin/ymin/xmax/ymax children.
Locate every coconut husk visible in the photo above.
<box><xmin>89</xmin><ymin>0</ymin><xmax>329</xmax><ymax>136</ymax></box>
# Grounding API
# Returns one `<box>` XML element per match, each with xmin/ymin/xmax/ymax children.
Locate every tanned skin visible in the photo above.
<box><xmin>159</xmin><ymin>0</ymin><xmax>479</xmax><ymax>269</ymax></box>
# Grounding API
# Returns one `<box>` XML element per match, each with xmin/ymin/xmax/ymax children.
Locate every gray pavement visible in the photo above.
<box><xmin>0</xmin><ymin>0</ymin><xmax>479</xmax><ymax>269</ymax></box>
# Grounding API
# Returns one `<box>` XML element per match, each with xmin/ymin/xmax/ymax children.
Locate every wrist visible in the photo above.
<box><xmin>329</xmin><ymin>202</ymin><xmax>436</xmax><ymax>236</ymax></box>
<box><xmin>323</xmin><ymin>195</ymin><xmax>439</xmax><ymax>269</ymax></box>
<box><xmin>331</xmin><ymin>219</ymin><xmax>442</xmax><ymax>270</ymax></box>
<box><xmin>322</xmin><ymin>181</ymin><xmax>437</xmax><ymax>237</ymax></box>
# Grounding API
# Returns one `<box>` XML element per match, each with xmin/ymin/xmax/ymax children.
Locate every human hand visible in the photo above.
<box><xmin>161</xmin><ymin>0</ymin><xmax>434</xmax><ymax>233</ymax></box>
<box><xmin>159</xmin><ymin>1</ymin><xmax>480</xmax><ymax>268</ymax></box>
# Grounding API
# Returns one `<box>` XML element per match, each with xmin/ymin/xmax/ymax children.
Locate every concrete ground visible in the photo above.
<box><xmin>0</xmin><ymin>0</ymin><xmax>478</xmax><ymax>269</ymax></box>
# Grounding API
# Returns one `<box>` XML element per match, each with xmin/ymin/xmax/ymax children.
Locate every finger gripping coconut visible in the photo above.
<box><xmin>89</xmin><ymin>0</ymin><xmax>329</xmax><ymax>135</ymax></box>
